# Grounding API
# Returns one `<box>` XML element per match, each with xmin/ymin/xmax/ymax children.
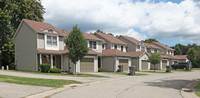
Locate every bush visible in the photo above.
<box><xmin>9</xmin><ymin>63</ymin><xmax>16</xmax><ymax>70</ymax></box>
<box><xmin>40</xmin><ymin>63</ymin><xmax>50</xmax><ymax>73</ymax></box>
<box><xmin>98</xmin><ymin>68</ymin><xmax>103</xmax><ymax>72</ymax></box>
<box><xmin>50</xmin><ymin>68</ymin><xmax>61</xmax><ymax>73</ymax></box>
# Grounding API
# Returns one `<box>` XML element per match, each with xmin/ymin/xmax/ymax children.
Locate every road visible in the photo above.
<box><xmin>51</xmin><ymin>71</ymin><xmax>200</xmax><ymax>98</ymax></box>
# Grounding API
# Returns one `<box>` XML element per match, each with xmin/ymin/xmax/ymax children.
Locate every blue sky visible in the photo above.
<box><xmin>42</xmin><ymin>0</ymin><xmax>200</xmax><ymax>47</ymax></box>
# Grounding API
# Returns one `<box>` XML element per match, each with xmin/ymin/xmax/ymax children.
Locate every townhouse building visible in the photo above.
<box><xmin>14</xmin><ymin>19</ymin><xmax>188</xmax><ymax>72</ymax></box>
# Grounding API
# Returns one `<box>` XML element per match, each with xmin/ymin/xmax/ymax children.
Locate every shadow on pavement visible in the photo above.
<box><xmin>145</xmin><ymin>79</ymin><xmax>191</xmax><ymax>90</ymax></box>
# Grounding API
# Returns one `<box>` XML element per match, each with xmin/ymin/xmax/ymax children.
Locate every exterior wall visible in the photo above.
<box><xmin>15</xmin><ymin>22</ymin><xmax>37</xmax><ymax>71</ymax></box>
<box><xmin>37</xmin><ymin>33</ymin><xmax>44</xmax><ymax>49</ymax></box>
<box><xmin>118</xmin><ymin>37</ymin><xmax>137</xmax><ymax>52</ymax></box>
<box><xmin>87</xmin><ymin>40</ymin><xmax>102</xmax><ymax>53</ymax></box>
<box><xmin>59</xmin><ymin>36</ymin><xmax>64</xmax><ymax>50</ymax></box>
<box><xmin>102</xmin><ymin>56</ymin><xmax>115</xmax><ymax>72</ymax></box>
<box><xmin>131</xmin><ymin>58</ymin><xmax>139</xmax><ymax>70</ymax></box>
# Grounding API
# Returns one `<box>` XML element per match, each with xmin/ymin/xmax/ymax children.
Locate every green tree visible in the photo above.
<box><xmin>174</xmin><ymin>46</ymin><xmax>182</xmax><ymax>55</ymax></box>
<box><xmin>143</xmin><ymin>38</ymin><xmax>158</xmax><ymax>43</ymax></box>
<box><xmin>96</xmin><ymin>29</ymin><xmax>104</xmax><ymax>33</ymax></box>
<box><xmin>148</xmin><ymin>53</ymin><xmax>161</xmax><ymax>72</ymax></box>
<box><xmin>195</xmin><ymin>51</ymin><xmax>200</xmax><ymax>68</ymax></box>
<box><xmin>0</xmin><ymin>0</ymin><xmax>44</xmax><ymax>67</ymax></box>
<box><xmin>1</xmin><ymin>36</ymin><xmax>15</xmax><ymax>69</ymax></box>
<box><xmin>65</xmin><ymin>25</ymin><xmax>89</xmax><ymax>74</ymax></box>
<box><xmin>187</xmin><ymin>48</ymin><xmax>197</xmax><ymax>67</ymax></box>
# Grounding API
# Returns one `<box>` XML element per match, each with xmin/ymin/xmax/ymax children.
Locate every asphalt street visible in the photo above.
<box><xmin>51</xmin><ymin>71</ymin><xmax>200</xmax><ymax>98</ymax></box>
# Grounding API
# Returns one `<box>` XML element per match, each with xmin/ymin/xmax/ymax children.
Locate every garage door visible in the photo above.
<box><xmin>162</xmin><ymin>60</ymin><xmax>167</xmax><ymax>70</ymax></box>
<box><xmin>80</xmin><ymin>58</ymin><xmax>94</xmax><ymax>72</ymax></box>
<box><xmin>119</xmin><ymin>59</ymin><xmax>128</xmax><ymax>72</ymax></box>
<box><xmin>150</xmin><ymin>63</ymin><xmax>160</xmax><ymax>70</ymax></box>
<box><xmin>142</xmin><ymin>60</ymin><xmax>148</xmax><ymax>70</ymax></box>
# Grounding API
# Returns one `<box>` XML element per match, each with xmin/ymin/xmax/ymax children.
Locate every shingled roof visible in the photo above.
<box><xmin>102</xmin><ymin>49</ymin><xmax>130</xmax><ymax>56</ymax></box>
<box><xmin>23</xmin><ymin>19</ymin><xmax>69</xmax><ymax>36</ymax></box>
<box><xmin>82</xmin><ymin>33</ymin><xmax>104</xmax><ymax>41</ymax></box>
<box><xmin>126</xmin><ymin>51</ymin><xmax>147</xmax><ymax>57</ymax></box>
<box><xmin>151</xmin><ymin>42</ymin><xmax>174</xmax><ymax>51</ymax></box>
<box><xmin>144</xmin><ymin>43</ymin><xmax>161</xmax><ymax>49</ymax></box>
<box><xmin>94</xmin><ymin>32</ymin><xmax>126</xmax><ymax>45</ymax></box>
<box><xmin>119</xmin><ymin>35</ymin><xmax>141</xmax><ymax>45</ymax></box>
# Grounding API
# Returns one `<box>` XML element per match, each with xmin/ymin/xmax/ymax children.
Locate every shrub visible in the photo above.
<box><xmin>98</xmin><ymin>68</ymin><xmax>103</xmax><ymax>72</ymax></box>
<box><xmin>40</xmin><ymin>63</ymin><xmax>50</xmax><ymax>73</ymax></box>
<box><xmin>50</xmin><ymin>68</ymin><xmax>61</xmax><ymax>73</ymax></box>
<box><xmin>9</xmin><ymin>63</ymin><xmax>16</xmax><ymax>70</ymax></box>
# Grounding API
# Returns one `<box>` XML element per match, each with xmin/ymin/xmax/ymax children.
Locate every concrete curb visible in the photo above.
<box><xmin>181</xmin><ymin>79</ymin><xmax>200</xmax><ymax>98</ymax></box>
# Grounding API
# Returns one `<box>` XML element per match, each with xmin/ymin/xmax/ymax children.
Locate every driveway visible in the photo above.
<box><xmin>0</xmin><ymin>82</ymin><xmax>52</xmax><ymax>98</ymax></box>
<box><xmin>51</xmin><ymin>71</ymin><xmax>200</xmax><ymax>98</ymax></box>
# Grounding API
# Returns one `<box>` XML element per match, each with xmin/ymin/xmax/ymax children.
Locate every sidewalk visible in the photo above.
<box><xmin>0</xmin><ymin>70</ymin><xmax>109</xmax><ymax>82</ymax></box>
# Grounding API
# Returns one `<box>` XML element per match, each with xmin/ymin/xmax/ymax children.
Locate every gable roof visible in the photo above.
<box><xmin>174</xmin><ymin>55</ymin><xmax>187</xmax><ymax>60</ymax></box>
<box><xmin>119</xmin><ymin>35</ymin><xmax>140</xmax><ymax>45</ymax></box>
<box><xmin>82</xmin><ymin>33</ymin><xmax>104</xmax><ymax>41</ymax></box>
<box><xmin>23</xmin><ymin>19</ymin><xmax>68</xmax><ymax>36</ymax></box>
<box><xmin>151</xmin><ymin>42</ymin><xmax>174</xmax><ymax>51</ymax></box>
<box><xmin>102</xmin><ymin>49</ymin><xmax>130</xmax><ymax>56</ymax></box>
<box><xmin>126</xmin><ymin>51</ymin><xmax>147</xmax><ymax>57</ymax></box>
<box><xmin>94</xmin><ymin>32</ymin><xmax>126</xmax><ymax>45</ymax></box>
<box><xmin>144</xmin><ymin>43</ymin><xmax>161</xmax><ymax>49</ymax></box>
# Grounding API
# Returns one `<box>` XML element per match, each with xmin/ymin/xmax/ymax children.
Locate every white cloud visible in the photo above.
<box><xmin>42</xmin><ymin>0</ymin><xmax>200</xmax><ymax>44</ymax></box>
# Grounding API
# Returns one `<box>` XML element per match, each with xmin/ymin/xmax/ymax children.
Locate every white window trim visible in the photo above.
<box><xmin>45</xmin><ymin>34</ymin><xmax>59</xmax><ymax>50</ymax></box>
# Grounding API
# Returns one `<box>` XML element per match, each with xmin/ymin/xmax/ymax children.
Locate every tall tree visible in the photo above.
<box><xmin>65</xmin><ymin>25</ymin><xmax>89</xmax><ymax>74</ymax></box>
<box><xmin>148</xmin><ymin>53</ymin><xmax>161</xmax><ymax>72</ymax></box>
<box><xmin>143</xmin><ymin>38</ymin><xmax>158</xmax><ymax>43</ymax></box>
<box><xmin>187</xmin><ymin>48</ymin><xmax>197</xmax><ymax>66</ymax></box>
<box><xmin>0</xmin><ymin>0</ymin><xmax>45</xmax><ymax>67</ymax></box>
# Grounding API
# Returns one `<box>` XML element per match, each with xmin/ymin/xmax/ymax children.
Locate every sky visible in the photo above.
<box><xmin>41</xmin><ymin>0</ymin><xmax>200</xmax><ymax>47</ymax></box>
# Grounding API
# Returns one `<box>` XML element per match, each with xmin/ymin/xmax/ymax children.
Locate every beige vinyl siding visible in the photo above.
<box><xmin>102</xmin><ymin>57</ymin><xmax>114</xmax><ymax>72</ymax></box>
<box><xmin>59</xmin><ymin>36</ymin><xmax>64</xmax><ymax>50</ymax></box>
<box><xmin>37</xmin><ymin>33</ymin><xmax>44</xmax><ymax>49</ymax></box>
<box><xmin>118</xmin><ymin>37</ymin><xmax>136</xmax><ymax>52</ymax></box>
<box><xmin>15</xmin><ymin>22</ymin><xmax>37</xmax><ymax>71</ymax></box>
<box><xmin>131</xmin><ymin>58</ymin><xmax>139</xmax><ymax>71</ymax></box>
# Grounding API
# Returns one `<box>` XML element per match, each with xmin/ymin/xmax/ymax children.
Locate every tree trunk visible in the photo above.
<box><xmin>154</xmin><ymin>64</ymin><xmax>156</xmax><ymax>72</ymax></box>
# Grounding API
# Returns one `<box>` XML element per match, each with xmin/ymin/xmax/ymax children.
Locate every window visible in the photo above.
<box><xmin>102</xmin><ymin>44</ymin><xmax>104</xmax><ymax>49</ymax></box>
<box><xmin>48</xmin><ymin>29</ymin><xmax>53</xmax><ymax>33</ymax></box>
<box><xmin>114</xmin><ymin>45</ymin><xmax>117</xmax><ymax>49</ymax></box>
<box><xmin>121</xmin><ymin>46</ymin><xmax>123</xmax><ymax>51</ymax></box>
<box><xmin>46</xmin><ymin>35</ymin><xmax>57</xmax><ymax>47</ymax></box>
<box><xmin>89</xmin><ymin>41</ymin><xmax>97</xmax><ymax>49</ymax></box>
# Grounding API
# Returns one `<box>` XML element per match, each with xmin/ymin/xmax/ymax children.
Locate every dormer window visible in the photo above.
<box><xmin>48</xmin><ymin>29</ymin><xmax>53</xmax><ymax>33</ymax></box>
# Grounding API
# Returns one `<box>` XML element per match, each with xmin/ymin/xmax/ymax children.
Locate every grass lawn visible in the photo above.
<box><xmin>0</xmin><ymin>74</ymin><xmax>81</xmax><ymax>88</ymax></box>
<box><xmin>194</xmin><ymin>83</ymin><xmax>200</xmax><ymax>97</ymax></box>
<box><xmin>139</xmin><ymin>70</ymin><xmax>172</xmax><ymax>74</ymax></box>
<box><xmin>195</xmin><ymin>91</ymin><xmax>200</xmax><ymax>97</ymax></box>
<box><xmin>194</xmin><ymin>83</ymin><xmax>200</xmax><ymax>89</ymax></box>
<box><xmin>171</xmin><ymin>69</ymin><xmax>192</xmax><ymax>72</ymax></box>
<box><xmin>192</xmin><ymin>68</ymin><xmax>200</xmax><ymax>70</ymax></box>
<box><xmin>103</xmin><ymin>72</ymin><xmax>148</xmax><ymax>76</ymax></box>
<box><xmin>7</xmin><ymin>70</ymin><xmax>107</xmax><ymax>78</ymax></box>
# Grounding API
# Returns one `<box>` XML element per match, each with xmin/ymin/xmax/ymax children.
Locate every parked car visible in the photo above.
<box><xmin>171</xmin><ymin>62</ymin><xmax>192</xmax><ymax>70</ymax></box>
